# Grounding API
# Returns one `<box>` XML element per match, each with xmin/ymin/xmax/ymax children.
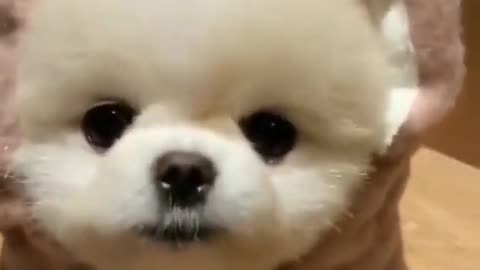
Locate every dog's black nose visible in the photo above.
<box><xmin>153</xmin><ymin>151</ymin><xmax>216</xmax><ymax>207</ymax></box>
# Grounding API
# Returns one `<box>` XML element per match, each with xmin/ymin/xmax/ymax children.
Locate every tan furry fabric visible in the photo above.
<box><xmin>0</xmin><ymin>0</ymin><xmax>465</xmax><ymax>269</ymax></box>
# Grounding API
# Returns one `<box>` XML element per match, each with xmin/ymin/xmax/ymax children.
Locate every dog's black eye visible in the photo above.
<box><xmin>240</xmin><ymin>111</ymin><xmax>297</xmax><ymax>162</ymax></box>
<box><xmin>82</xmin><ymin>102</ymin><xmax>136</xmax><ymax>149</ymax></box>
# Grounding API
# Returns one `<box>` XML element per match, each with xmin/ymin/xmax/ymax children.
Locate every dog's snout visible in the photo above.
<box><xmin>153</xmin><ymin>151</ymin><xmax>216</xmax><ymax>207</ymax></box>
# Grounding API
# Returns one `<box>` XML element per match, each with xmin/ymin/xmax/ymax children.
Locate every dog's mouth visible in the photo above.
<box><xmin>135</xmin><ymin>224</ymin><xmax>218</xmax><ymax>246</ymax></box>
<box><xmin>133</xmin><ymin>207</ymin><xmax>221</xmax><ymax>247</ymax></box>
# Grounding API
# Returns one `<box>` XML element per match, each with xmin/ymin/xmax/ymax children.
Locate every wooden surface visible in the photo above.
<box><xmin>402</xmin><ymin>147</ymin><xmax>480</xmax><ymax>270</ymax></box>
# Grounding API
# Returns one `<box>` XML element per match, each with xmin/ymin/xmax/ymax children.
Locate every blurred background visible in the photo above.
<box><xmin>401</xmin><ymin>1</ymin><xmax>480</xmax><ymax>269</ymax></box>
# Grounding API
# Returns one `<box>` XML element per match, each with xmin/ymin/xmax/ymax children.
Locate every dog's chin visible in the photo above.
<box><xmin>132</xmin><ymin>209</ymin><xmax>224</xmax><ymax>249</ymax></box>
<box><xmin>57</xmin><ymin>211</ymin><xmax>228</xmax><ymax>256</ymax></box>
<box><xmin>60</xmin><ymin>218</ymin><xmax>278</xmax><ymax>270</ymax></box>
<box><xmin>135</xmin><ymin>224</ymin><xmax>220</xmax><ymax>247</ymax></box>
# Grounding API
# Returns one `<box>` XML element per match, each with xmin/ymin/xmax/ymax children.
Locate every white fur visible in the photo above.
<box><xmin>12</xmin><ymin>0</ymin><xmax>416</xmax><ymax>269</ymax></box>
<box><xmin>381</xmin><ymin>0</ymin><xmax>418</xmax><ymax>146</ymax></box>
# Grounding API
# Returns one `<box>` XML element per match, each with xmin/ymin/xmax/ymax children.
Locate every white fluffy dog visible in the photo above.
<box><xmin>11</xmin><ymin>0</ymin><xmax>415</xmax><ymax>269</ymax></box>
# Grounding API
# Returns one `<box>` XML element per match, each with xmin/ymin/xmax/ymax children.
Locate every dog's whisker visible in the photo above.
<box><xmin>327</xmin><ymin>169</ymin><xmax>344</xmax><ymax>180</ymax></box>
<box><xmin>325</xmin><ymin>220</ymin><xmax>343</xmax><ymax>234</ymax></box>
<box><xmin>359</xmin><ymin>171</ymin><xmax>369</xmax><ymax>177</ymax></box>
<box><xmin>332</xmin><ymin>225</ymin><xmax>343</xmax><ymax>234</ymax></box>
<box><xmin>168</xmin><ymin>194</ymin><xmax>173</xmax><ymax>208</ymax></box>
<box><xmin>2</xmin><ymin>170</ymin><xmax>10</xmax><ymax>181</ymax></box>
<box><xmin>344</xmin><ymin>210</ymin><xmax>355</xmax><ymax>219</ymax></box>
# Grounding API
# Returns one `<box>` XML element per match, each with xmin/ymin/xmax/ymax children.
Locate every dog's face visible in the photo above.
<box><xmin>12</xmin><ymin>0</ymin><xmax>398</xmax><ymax>269</ymax></box>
